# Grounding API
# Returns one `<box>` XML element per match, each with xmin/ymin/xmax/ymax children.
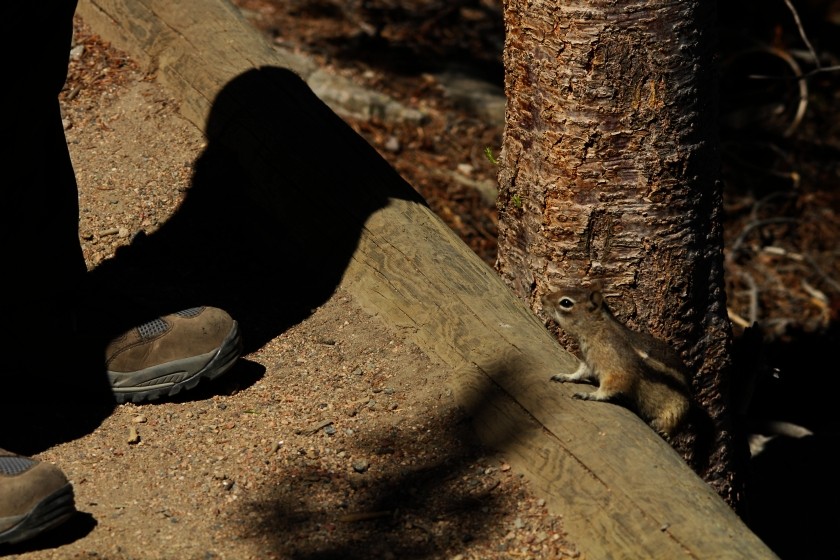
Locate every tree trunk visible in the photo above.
<box><xmin>497</xmin><ymin>0</ymin><xmax>746</xmax><ymax>507</ymax></box>
<box><xmin>74</xmin><ymin>2</ymin><xmax>779</xmax><ymax>555</ymax></box>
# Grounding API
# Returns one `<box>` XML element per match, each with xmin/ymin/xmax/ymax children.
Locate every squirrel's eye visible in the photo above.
<box><xmin>559</xmin><ymin>298</ymin><xmax>574</xmax><ymax>309</ymax></box>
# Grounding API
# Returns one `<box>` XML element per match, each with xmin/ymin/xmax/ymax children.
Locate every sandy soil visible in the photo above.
<box><xmin>0</xmin><ymin>16</ymin><xmax>578</xmax><ymax>560</ymax></box>
<box><xmin>4</xmin><ymin>2</ymin><xmax>839</xmax><ymax>558</ymax></box>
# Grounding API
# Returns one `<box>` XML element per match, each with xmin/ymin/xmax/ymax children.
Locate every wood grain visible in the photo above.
<box><xmin>76</xmin><ymin>1</ymin><xmax>777</xmax><ymax>557</ymax></box>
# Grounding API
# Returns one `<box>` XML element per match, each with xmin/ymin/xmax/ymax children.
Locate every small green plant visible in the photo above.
<box><xmin>512</xmin><ymin>194</ymin><xmax>523</xmax><ymax>208</ymax></box>
<box><xmin>484</xmin><ymin>146</ymin><xmax>499</xmax><ymax>165</ymax></box>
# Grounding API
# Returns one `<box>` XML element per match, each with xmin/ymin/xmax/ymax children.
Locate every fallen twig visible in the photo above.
<box><xmin>744</xmin><ymin>45</ymin><xmax>808</xmax><ymax>137</ymax></box>
<box><xmin>783</xmin><ymin>0</ymin><xmax>820</xmax><ymax>69</ymax></box>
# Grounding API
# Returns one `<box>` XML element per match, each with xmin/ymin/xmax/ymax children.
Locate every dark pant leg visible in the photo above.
<box><xmin>4</xmin><ymin>1</ymin><xmax>85</xmax><ymax>309</ymax></box>
<box><xmin>0</xmin><ymin>3</ymin><xmax>115</xmax><ymax>435</ymax></box>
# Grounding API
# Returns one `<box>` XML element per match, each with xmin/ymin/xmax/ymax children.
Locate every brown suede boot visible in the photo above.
<box><xmin>0</xmin><ymin>449</ymin><xmax>75</xmax><ymax>545</ymax></box>
<box><xmin>106</xmin><ymin>306</ymin><xmax>242</xmax><ymax>403</ymax></box>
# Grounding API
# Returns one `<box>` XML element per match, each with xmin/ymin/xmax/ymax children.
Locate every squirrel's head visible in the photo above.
<box><xmin>540</xmin><ymin>288</ymin><xmax>606</xmax><ymax>332</ymax></box>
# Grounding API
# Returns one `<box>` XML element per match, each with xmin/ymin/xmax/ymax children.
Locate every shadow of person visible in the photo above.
<box><xmin>88</xmin><ymin>65</ymin><xmax>427</xmax><ymax>352</ymax></box>
<box><xmin>0</xmin><ymin>66</ymin><xmax>426</xmax><ymax>455</ymax></box>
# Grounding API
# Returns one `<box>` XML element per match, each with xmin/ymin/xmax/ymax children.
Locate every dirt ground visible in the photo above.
<box><xmin>3</xmin><ymin>2</ymin><xmax>839</xmax><ymax>559</ymax></box>
<box><xmin>1</xmin><ymin>13</ymin><xmax>577</xmax><ymax>560</ymax></box>
<box><xmin>220</xmin><ymin>5</ymin><xmax>840</xmax><ymax>558</ymax></box>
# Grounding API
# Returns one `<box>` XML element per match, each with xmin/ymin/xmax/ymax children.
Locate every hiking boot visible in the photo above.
<box><xmin>0</xmin><ymin>449</ymin><xmax>75</xmax><ymax>545</ymax></box>
<box><xmin>106</xmin><ymin>306</ymin><xmax>242</xmax><ymax>403</ymax></box>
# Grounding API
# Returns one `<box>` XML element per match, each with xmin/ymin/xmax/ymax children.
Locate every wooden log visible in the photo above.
<box><xmin>76</xmin><ymin>1</ymin><xmax>778</xmax><ymax>558</ymax></box>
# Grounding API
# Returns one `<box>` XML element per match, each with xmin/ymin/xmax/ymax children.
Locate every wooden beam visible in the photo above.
<box><xmin>76</xmin><ymin>1</ymin><xmax>777</xmax><ymax>558</ymax></box>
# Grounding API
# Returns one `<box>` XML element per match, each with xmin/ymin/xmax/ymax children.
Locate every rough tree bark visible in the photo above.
<box><xmin>496</xmin><ymin>0</ymin><xmax>746</xmax><ymax>506</ymax></box>
<box><xmin>74</xmin><ymin>2</ymin><xmax>781</xmax><ymax>555</ymax></box>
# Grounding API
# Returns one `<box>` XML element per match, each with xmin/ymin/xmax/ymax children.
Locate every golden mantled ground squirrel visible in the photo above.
<box><xmin>541</xmin><ymin>287</ymin><xmax>690</xmax><ymax>436</ymax></box>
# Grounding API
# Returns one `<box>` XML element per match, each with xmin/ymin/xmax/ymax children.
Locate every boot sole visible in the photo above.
<box><xmin>110</xmin><ymin>321</ymin><xmax>242</xmax><ymax>404</ymax></box>
<box><xmin>0</xmin><ymin>483</ymin><xmax>75</xmax><ymax>545</ymax></box>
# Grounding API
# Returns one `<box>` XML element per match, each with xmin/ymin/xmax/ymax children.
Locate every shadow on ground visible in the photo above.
<box><xmin>0</xmin><ymin>67</ymin><xmax>424</xmax><ymax>457</ymax></box>
<box><xmin>236</xmin><ymin>357</ymin><xmax>550</xmax><ymax>559</ymax></box>
<box><xmin>277</xmin><ymin>0</ymin><xmax>505</xmax><ymax>84</ymax></box>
